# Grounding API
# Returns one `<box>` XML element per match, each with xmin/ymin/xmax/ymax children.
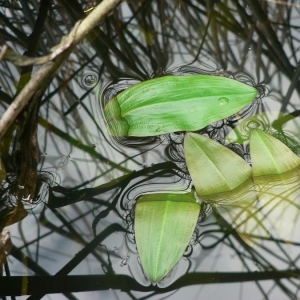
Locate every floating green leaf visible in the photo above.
<box><xmin>250</xmin><ymin>129</ymin><xmax>300</xmax><ymax>176</ymax></box>
<box><xmin>104</xmin><ymin>75</ymin><xmax>258</xmax><ymax>137</ymax></box>
<box><xmin>134</xmin><ymin>192</ymin><xmax>200</xmax><ymax>284</ymax></box>
<box><xmin>184</xmin><ymin>132</ymin><xmax>252</xmax><ymax>203</ymax></box>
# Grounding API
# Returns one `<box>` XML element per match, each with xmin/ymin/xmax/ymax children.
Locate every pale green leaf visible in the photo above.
<box><xmin>250</xmin><ymin>129</ymin><xmax>300</xmax><ymax>176</ymax></box>
<box><xmin>184</xmin><ymin>132</ymin><xmax>252</xmax><ymax>201</ymax></box>
<box><xmin>104</xmin><ymin>75</ymin><xmax>258</xmax><ymax>137</ymax></box>
<box><xmin>134</xmin><ymin>192</ymin><xmax>200</xmax><ymax>284</ymax></box>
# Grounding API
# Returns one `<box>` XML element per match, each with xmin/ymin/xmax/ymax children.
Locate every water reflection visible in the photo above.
<box><xmin>216</xmin><ymin>168</ymin><xmax>300</xmax><ymax>246</ymax></box>
<box><xmin>255</xmin><ymin>170</ymin><xmax>300</xmax><ymax>243</ymax></box>
<box><xmin>1</xmin><ymin>0</ymin><xmax>300</xmax><ymax>299</ymax></box>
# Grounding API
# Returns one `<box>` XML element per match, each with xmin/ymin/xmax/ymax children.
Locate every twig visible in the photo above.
<box><xmin>0</xmin><ymin>0</ymin><xmax>121</xmax><ymax>139</ymax></box>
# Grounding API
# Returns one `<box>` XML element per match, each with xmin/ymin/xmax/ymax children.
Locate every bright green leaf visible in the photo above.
<box><xmin>184</xmin><ymin>132</ymin><xmax>252</xmax><ymax>203</ymax></box>
<box><xmin>134</xmin><ymin>192</ymin><xmax>200</xmax><ymax>284</ymax></box>
<box><xmin>104</xmin><ymin>75</ymin><xmax>258</xmax><ymax>137</ymax></box>
<box><xmin>250</xmin><ymin>129</ymin><xmax>300</xmax><ymax>176</ymax></box>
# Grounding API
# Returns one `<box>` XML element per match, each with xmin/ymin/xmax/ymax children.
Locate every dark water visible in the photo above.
<box><xmin>1</xmin><ymin>0</ymin><xmax>300</xmax><ymax>299</ymax></box>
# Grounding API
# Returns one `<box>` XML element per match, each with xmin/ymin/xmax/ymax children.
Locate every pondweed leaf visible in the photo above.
<box><xmin>104</xmin><ymin>75</ymin><xmax>258</xmax><ymax>137</ymax></box>
<box><xmin>184</xmin><ymin>132</ymin><xmax>252</xmax><ymax>203</ymax></box>
<box><xmin>250</xmin><ymin>129</ymin><xmax>300</xmax><ymax>176</ymax></box>
<box><xmin>134</xmin><ymin>192</ymin><xmax>200</xmax><ymax>284</ymax></box>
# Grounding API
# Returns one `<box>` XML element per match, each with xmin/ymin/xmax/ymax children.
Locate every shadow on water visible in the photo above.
<box><xmin>1</xmin><ymin>0</ymin><xmax>300</xmax><ymax>299</ymax></box>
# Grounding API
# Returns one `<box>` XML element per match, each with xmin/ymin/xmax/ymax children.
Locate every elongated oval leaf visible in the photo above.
<box><xmin>104</xmin><ymin>75</ymin><xmax>258</xmax><ymax>137</ymax></box>
<box><xmin>250</xmin><ymin>129</ymin><xmax>300</xmax><ymax>176</ymax></box>
<box><xmin>134</xmin><ymin>192</ymin><xmax>200</xmax><ymax>284</ymax></box>
<box><xmin>184</xmin><ymin>132</ymin><xmax>252</xmax><ymax>200</ymax></box>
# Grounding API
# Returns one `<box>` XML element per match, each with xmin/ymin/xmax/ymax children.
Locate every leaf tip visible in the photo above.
<box><xmin>250</xmin><ymin>128</ymin><xmax>300</xmax><ymax>176</ymax></box>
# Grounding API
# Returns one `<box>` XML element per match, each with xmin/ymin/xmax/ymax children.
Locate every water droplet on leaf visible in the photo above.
<box><xmin>218</xmin><ymin>97</ymin><xmax>229</xmax><ymax>106</ymax></box>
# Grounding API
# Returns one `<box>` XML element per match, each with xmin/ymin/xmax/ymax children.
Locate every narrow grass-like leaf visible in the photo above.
<box><xmin>184</xmin><ymin>132</ymin><xmax>252</xmax><ymax>202</ymax></box>
<box><xmin>0</xmin><ymin>159</ymin><xmax>6</xmax><ymax>183</ymax></box>
<box><xmin>104</xmin><ymin>75</ymin><xmax>258</xmax><ymax>137</ymax></box>
<box><xmin>134</xmin><ymin>192</ymin><xmax>200</xmax><ymax>284</ymax></box>
<box><xmin>250</xmin><ymin>129</ymin><xmax>300</xmax><ymax>176</ymax></box>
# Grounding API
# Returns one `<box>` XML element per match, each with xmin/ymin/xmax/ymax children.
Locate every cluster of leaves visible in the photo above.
<box><xmin>103</xmin><ymin>73</ymin><xmax>300</xmax><ymax>285</ymax></box>
<box><xmin>135</xmin><ymin>116</ymin><xmax>300</xmax><ymax>284</ymax></box>
<box><xmin>1</xmin><ymin>0</ymin><xmax>300</xmax><ymax>298</ymax></box>
<box><xmin>102</xmin><ymin>73</ymin><xmax>258</xmax><ymax>283</ymax></box>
